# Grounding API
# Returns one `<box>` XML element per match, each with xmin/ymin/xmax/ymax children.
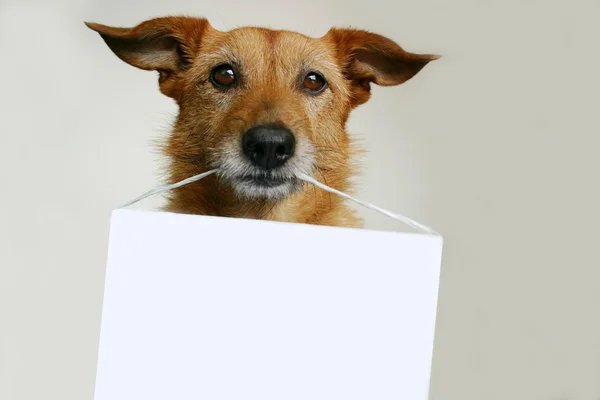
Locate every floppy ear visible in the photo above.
<box><xmin>85</xmin><ymin>17</ymin><xmax>211</xmax><ymax>98</ymax></box>
<box><xmin>325</xmin><ymin>28</ymin><xmax>439</xmax><ymax>106</ymax></box>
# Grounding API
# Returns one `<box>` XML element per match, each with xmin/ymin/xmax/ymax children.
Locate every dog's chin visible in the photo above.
<box><xmin>230</xmin><ymin>175</ymin><xmax>301</xmax><ymax>200</ymax></box>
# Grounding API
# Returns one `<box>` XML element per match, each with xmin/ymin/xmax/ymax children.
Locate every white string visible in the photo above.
<box><xmin>297</xmin><ymin>173</ymin><xmax>439</xmax><ymax>236</ymax></box>
<box><xmin>118</xmin><ymin>169</ymin><xmax>439</xmax><ymax>236</ymax></box>
<box><xmin>118</xmin><ymin>169</ymin><xmax>218</xmax><ymax>209</ymax></box>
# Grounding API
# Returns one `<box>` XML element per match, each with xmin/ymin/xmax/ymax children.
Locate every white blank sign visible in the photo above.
<box><xmin>95</xmin><ymin>209</ymin><xmax>443</xmax><ymax>400</ymax></box>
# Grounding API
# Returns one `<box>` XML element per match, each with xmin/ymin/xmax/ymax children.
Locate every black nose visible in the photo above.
<box><xmin>242</xmin><ymin>125</ymin><xmax>296</xmax><ymax>170</ymax></box>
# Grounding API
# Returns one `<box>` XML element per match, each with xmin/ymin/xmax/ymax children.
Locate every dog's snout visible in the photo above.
<box><xmin>242</xmin><ymin>125</ymin><xmax>295</xmax><ymax>170</ymax></box>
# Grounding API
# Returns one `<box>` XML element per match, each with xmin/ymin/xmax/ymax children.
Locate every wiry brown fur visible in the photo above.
<box><xmin>86</xmin><ymin>16</ymin><xmax>438</xmax><ymax>228</ymax></box>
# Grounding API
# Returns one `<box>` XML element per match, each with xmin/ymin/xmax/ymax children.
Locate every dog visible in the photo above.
<box><xmin>86</xmin><ymin>16</ymin><xmax>437</xmax><ymax>227</ymax></box>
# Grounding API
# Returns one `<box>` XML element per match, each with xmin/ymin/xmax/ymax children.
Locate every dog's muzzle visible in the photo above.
<box><xmin>213</xmin><ymin>124</ymin><xmax>313</xmax><ymax>200</ymax></box>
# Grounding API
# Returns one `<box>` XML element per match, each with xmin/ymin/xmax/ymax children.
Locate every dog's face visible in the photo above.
<box><xmin>86</xmin><ymin>17</ymin><xmax>437</xmax><ymax>200</ymax></box>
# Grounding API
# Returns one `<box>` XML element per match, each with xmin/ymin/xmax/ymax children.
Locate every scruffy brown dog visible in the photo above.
<box><xmin>86</xmin><ymin>17</ymin><xmax>437</xmax><ymax>227</ymax></box>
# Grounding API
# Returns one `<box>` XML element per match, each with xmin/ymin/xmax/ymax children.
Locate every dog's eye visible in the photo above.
<box><xmin>210</xmin><ymin>64</ymin><xmax>236</xmax><ymax>88</ymax></box>
<box><xmin>302</xmin><ymin>72</ymin><xmax>327</xmax><ymax>94</ymax></box>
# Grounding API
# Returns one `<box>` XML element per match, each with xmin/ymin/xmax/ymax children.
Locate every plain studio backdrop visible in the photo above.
<box><xmin>1</xmin><ymin>0</ymin><xmax>599</xmax><ymax>399</ymax></box>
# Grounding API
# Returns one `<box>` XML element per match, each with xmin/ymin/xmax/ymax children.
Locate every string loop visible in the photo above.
<box><xmin>119</xmin><ymin>169</ymin><xmax>439</xmax><ymax>236</ymax></box>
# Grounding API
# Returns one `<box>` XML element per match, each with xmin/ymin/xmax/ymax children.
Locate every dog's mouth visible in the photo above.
<box><xmin>239</xmin><ymin>174</ymin><xmax>294</xmax><ymax>188</ymax></box>
<box><xmin>219</xmin><ymin>171</ymin><xmax>302</xmax><ymax>200</ymax></box>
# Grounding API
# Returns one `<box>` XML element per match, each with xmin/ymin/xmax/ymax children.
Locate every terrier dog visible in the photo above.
<box><xmin>86</xmin><ymin>16</ymin><xmax>437</xmax><ymax>227</ymax></box>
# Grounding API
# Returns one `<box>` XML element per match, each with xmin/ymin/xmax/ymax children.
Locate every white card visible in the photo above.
<box><xmin>95</xmin><ymin>209</ymin><xmax>443</xmax><ymax>400</ymax></box>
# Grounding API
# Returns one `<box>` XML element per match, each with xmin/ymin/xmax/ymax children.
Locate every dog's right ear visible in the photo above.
<box><xmin>85</xmin><ymin>17</ymin><xmax>211</xmax><ymax>98</ymax></box>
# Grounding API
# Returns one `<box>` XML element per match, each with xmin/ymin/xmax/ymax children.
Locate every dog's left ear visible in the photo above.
<box><xmin>85</xmin><ymin>17</ymin><xmax>211</xmax><ymax>98</ymax></box>
<box><xmin>325</xmin><ymin>28</ymin><xmax>439</xmax><ymax>106</ymax></box>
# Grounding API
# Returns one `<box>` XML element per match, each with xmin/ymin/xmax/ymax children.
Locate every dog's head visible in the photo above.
<box><xmin>86</xmin><ymin>17</ymin><xmax>437</xmax><ymax>200</ymax></box>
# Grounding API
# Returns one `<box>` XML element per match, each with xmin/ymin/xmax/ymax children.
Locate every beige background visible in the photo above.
<box><xmin>1</xmin><ymin>0</ymin><xmax>599</xmax><ymax>399</ymax></box>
